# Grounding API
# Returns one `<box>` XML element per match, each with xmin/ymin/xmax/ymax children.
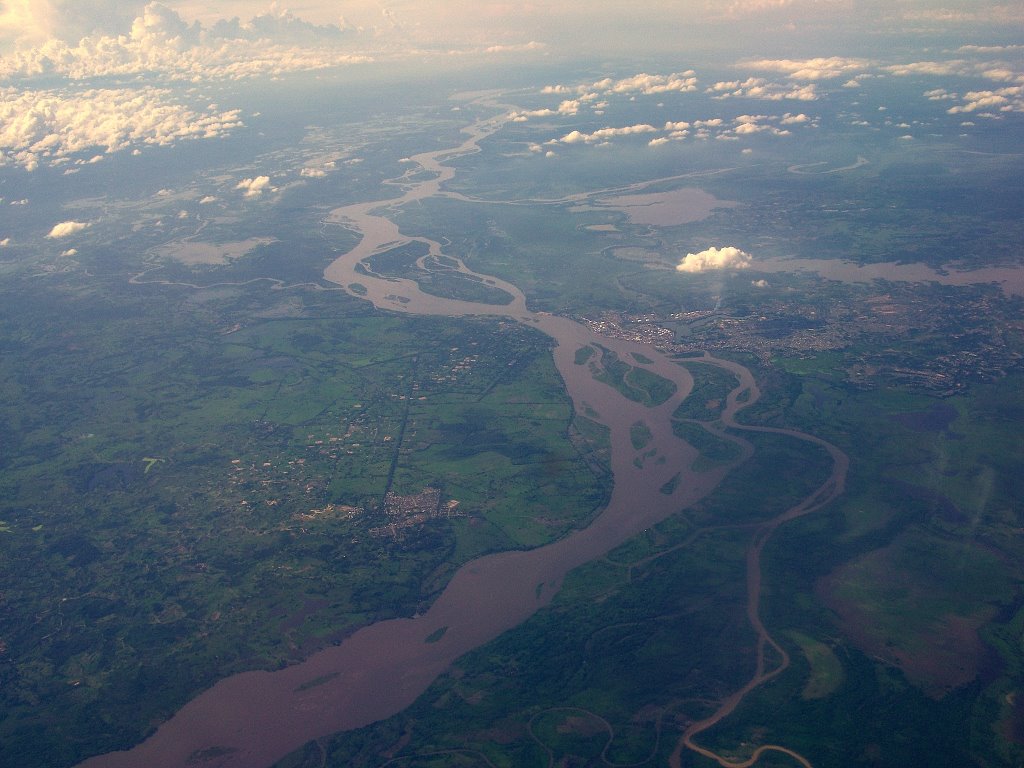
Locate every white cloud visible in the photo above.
<box><xmin>743</xmin><ymin>57</ymin><xmax>869</xmax><ymax>80</ymax></box>
<box><xmin>723</xmin><ymin>0</ymin><xmax>794</xmax><ymax>17</ymax></box>
<box><xmin>958</xmin><ymin>45</ymin><xmax>1024</xmax><ymax>54</ymax></box>
<box><xmin>558</xmin><ymin>124</ymin><xmax>657</xmax><ymax>144</ymax></box>
<box><xmin>300</xmin><ymin>167</ymin><xmax>328</xmax><ymax>178</ymax></box>
<box><xmin>60</xmin><ymin>247</ymin><xmax>78</xmax><ymax>256</ymax></box>
<box><xmin>544</xmin><ymin>71</ymin><xmax>698</xmax><ymax>100</ymax></box>
<box><xmin>884</xmin><ymin>60</ymin><xmax>967</xmax><ymax>77</ymax></box>
<box><xmin>509</xmin><ymin>98</ymin><xmax>581</xmax><ymax>121</ymax></box>
<box><xmin>596</xmin><ymin>72</ymin><xmax>699</xmax><ymax>95</ymax></box>
<box><xmin>752</xmin><ymin>279</ymin><xmax>769</xmax><ymax>287</ymax></box>
<box><xmin>882</xmin><ymin>60</ymin><xmax>1023</xmax><ymax>86</ymax></box>
<box><xmin>946</xmin><ymin>86</ymin><xmax>1024</xmax><ymax>114</ymax></box>
<box><xmin>677</xmin><ymin>246</ymin><xmax>752</xmax><ymax>273</ymax></box>
<box><xmin>729</xmin><ymin>114</ymin><xmax>775</xmax><ymax>136</ymax></box>
<box><xmin>0</xmin><ymin>237</ymin><xmax>11</xmax><ymax>246</ymax></box>
<box><xmin>0</xmin><ymin>2</ymin><xmax>372</xmax><ymax>82</ymax></box>
<box><xmin>208</xmin><ymin>6</ymin><xmax>355</xmax><ymax>45</ymax></box>
<box><xmin>708</xmin><ymin>77</ymin><xmax>818</xmax><ymax>101</ymax></box>
<box><xmin>198</xmin><ymin>195</ymin><xmax>217</xmax><ymax>203</ymax></box>
<box><xmin>46</xmin><ymin>220</ymin><xmax>90</xmax><ymax>238</ymax></box>
<box><xmin>900</xmin><ymin>6</ymin><xmax>1024</xmax><ymax>24</ymax></box>
<box><xmin>981</xmin><ymin>68</ymin><xmax>1020</xmax><ymax>82</ymax></box>
<box><xmin>484</xmin><ymin>41</ymin><xmax>545</xmax><ymax>54</ymax></box>
<box><xmin>235</xmin><ymin>175</ymin><xmax>273</xmax><ymax>197</ymax></box>
<box><xmin>0</xmin><ymin>0</ymin><xmax>139</xmax><ymax>49</ymax></box>
<box><xmin>0</xmin><ymin>85</ymin><xmax>243</xmax><ymax>170</ymax></box>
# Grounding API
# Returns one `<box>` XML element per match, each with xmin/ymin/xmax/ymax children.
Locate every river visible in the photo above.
<box><xmin>81</xmin><ymin>99</ymin><xmax>845</xmax><ymax>768</ymax></box>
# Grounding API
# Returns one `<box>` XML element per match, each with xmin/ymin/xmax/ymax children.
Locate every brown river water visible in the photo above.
<box><xmin>80</xmin><ymin>103</ymin><xmax>836</xmax><ymax>768</ymax></box>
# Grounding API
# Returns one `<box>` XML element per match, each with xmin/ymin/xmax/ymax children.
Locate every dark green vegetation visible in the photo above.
<box><xmin>279</xmin><ymin>513</ymin><xmax>757</xmax><ymax>768</ymax></box>
<box><xmin>275</xmin><ymin>370</ymin><xmax>1024</xmax><ymax>768</ymax></box>
<box><xmin>672</xmin><ymin>361</ymin><xmax>738</xmax><ymax>420</ymax></box>
<box><xmin>678</xmin><ymin>371</ymin><xmax>1024</xmax><ymax>767</ymax></box>
<box><xmin>629</xmin><ymin>421</ymin><xmax>653</xmax><ymax>451</ymax></box>
<box><xmin>0</xmin><ymin>272</ymin><xmax>608</xmax><ymax>767</ymax></box>
<box><xmin>588</xmin><ymin>347</ymin><xmax>676</xmax><ymax>407</ymax></box>
<box><xmin>364</xmin><ymin>241</ymin><xmax>514</xmax><ymax>305</ymax></box>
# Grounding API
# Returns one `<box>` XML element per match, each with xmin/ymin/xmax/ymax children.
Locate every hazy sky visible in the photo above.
<box><xmin>2</xmin><ymin>0</ymin><xmax>1023</xmax><ymax>56</ymax></box>
<box><xmin>1</xmin><ymin>0</ymin><xmax>1021</xmax><ymax>177</ymax></box>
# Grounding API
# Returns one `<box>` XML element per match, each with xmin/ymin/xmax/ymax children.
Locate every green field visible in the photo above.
<box><xmin>0</xmin><ymin>274</ymin><xmax>609</xmax><ymax>766</ymax></box>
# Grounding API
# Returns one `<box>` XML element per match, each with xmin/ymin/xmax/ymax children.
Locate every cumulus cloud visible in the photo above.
<box><xmin>509</xmin><ymin>99</ymin><xmax>581</xmax><ymax>121</ymax></box>
<box><xmin>542</xmin><ymin>71</ymin><xmax>698</xmax><ymax>100</ymax></box>
<box><xmin>0</xmin><ymin>85</ymin><xmax>243</xmax><ymax>170</ymax></box>
<box><xmin>558</xmin><ymin>124</ymin><xmax>658</xmax><ymax>144</ymax></box>
<box><xmin>883</xmin><ymin>60</ymin><xmax>1024</xmax><ymax>86</ymax></box>
<box><xmin>484</xmin><ymin>41</ymin><xmax>545</xmax><ymax>53</ymax></box>
<box><xmin>676</xmin><ymin>246</ymin><xmax>752</xmax><ymax>273</ymax></box>
<box><xmin>707</xmin><ymin>77</ymin><xmax>818</xmax><ymax>101</ymax></box>
<box><xmin>590</xmin><ymin>72</ymin><xmax>699</xmax><ymax>95</ymax></box>
<box><xmin>300</xmin><ymin>167</ymin><xmax>328</xmax><ymax>178</ymax></box>
<box><xmin>724</xmin><ymin>0</ymin><xmax>795</xmax><ymax>17</ymax></box>
<box><xmin>0</xmin><ymin>0</ymin><xmax>139</xmax><ymax>49</ymax></box>
<box><xmin>235</xmin><ymin>175</ymin><xmax>273</xmax><ymax>197</ymax></box>
<box><xmin>884</xmin><ymin>60</ymin><xmax>967</xmax><ymax>77</ymax></box>
<box><xmin>743</xmin><ymin>57</ymin><xmax>869</xmax><ymax>80</ymax></box>
<box><xmin>947</xmin><ymin>86</ymin><xmax>1024</xmax><ymax>114</ymax></box>
<box><xmin>46</xmin><ymin>220</ymin><xmax>90</xmax><ymax>238</ymax></box>
<box><xmin>958</xmin><ymin>44</ymin><xmax>1024</xmax><ymax>54</ymax></box>
<box><xmin>209</xmin><ymin>7</ymin><xmax>354</xmax><ymax>45</ymax></box>
<box><xmin>60</xmin><ymin>247</ymin><xmax>78</xmax><ymax>256</ymax></box>
<box><xmin>0</xmin><ymin>237</ymin><xmax>11</xmax><ymax>247</ymax></box>
<box><xmin>0</xmin><ymin>2</ymin><xmax>371</xmax><ymax>82</ymax></box>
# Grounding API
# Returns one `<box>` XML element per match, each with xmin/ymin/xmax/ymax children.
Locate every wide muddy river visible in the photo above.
<box><xmin>80</xmin><ymin>103</ymin><xmax>834</xmax><ymax>768</ymax></box>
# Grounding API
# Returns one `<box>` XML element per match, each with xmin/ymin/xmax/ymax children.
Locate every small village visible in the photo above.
<box><xmin>577</xmin><ymin>279</ymin><xmax>1023</xmax><ymax>395</ymax></box>
<box><xmin>369</xmin><ymin>487</ymin><xmax>464</xmax><ymax>539</ymax></box>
